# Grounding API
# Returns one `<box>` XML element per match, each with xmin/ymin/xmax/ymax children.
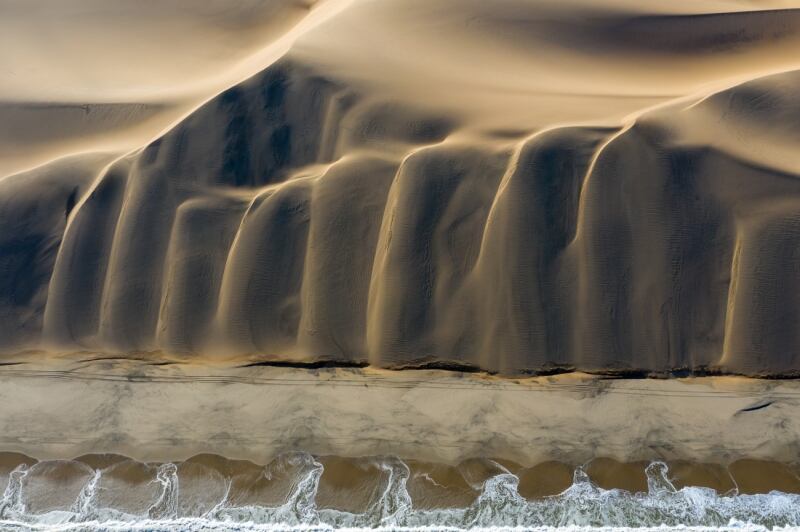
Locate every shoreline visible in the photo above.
<box><xmin>0</xmin><ymin>356</ymin><xmax>798</xmax><ymax>467</ymax></box>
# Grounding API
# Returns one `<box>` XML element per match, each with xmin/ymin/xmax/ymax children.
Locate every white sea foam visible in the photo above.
<box><xmin>0</xmin><ymin>455</ymin><xmax>797</xmax><ymax>531</ymax></box>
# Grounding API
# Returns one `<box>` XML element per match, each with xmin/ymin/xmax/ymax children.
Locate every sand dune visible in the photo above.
<box><xmin>3</xmin><ymin>0</ymin><xmax>800</xmax><ymax>375</ymax></box>
<box><xmin>0</xmin><ymin>0</ymin><xmax>344</xmax><ymax>176</ymax></box>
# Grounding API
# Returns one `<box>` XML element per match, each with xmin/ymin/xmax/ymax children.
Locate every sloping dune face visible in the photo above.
<box><xmin>0</xmin><ymin>0</ymin><xmax>332</xmax><ymax>177</ymax></box>
<box><xmin>2</xmin><ymin>0</ymin><xmax>800</xmax><ymax>375</ymax></box>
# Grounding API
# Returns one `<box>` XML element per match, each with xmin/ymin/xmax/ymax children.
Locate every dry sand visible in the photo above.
<box><xmin>5</xmin><ymin>6</ymin><xmax>800</xmax><ymax>517</ymax></box>
<box><xmin>3</xmin><ymin>0</ymin><xmax>800</xmax><ymax>376</ymax></box>
<box><xmin>3</xmin><ymin>0</ymin><xmax>800</xmax><ymax>484</ymax></box>
<box><xmin>0</xmin><ymin>0</ymin><xmax>348</xmax><ymax>177</ymax></box>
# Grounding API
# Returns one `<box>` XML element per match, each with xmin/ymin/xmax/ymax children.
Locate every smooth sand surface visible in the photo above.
<box><xmin>0</xmin><ymin>0</ymin><xmax>347</xmax><ymax>177</ymax></box>
<box><xmin>4</xmin><ymin>0</ymin><xmax>800</xmax><ymax>375</ymax></box>
<box><xmin>0</xmin><ymin>357</ymin><xmax>798</xmax><ymax>467</ymax></box>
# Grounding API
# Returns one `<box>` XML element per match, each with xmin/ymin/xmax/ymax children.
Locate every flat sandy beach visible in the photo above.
<box><xmin>0</xmin><ymin>355</ymin><xmax>797</xmax><ymax>468</ymax></box>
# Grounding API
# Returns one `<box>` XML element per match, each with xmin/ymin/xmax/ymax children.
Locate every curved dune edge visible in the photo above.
<box><xmin>0</xmin><ymin>358</ymin><xmax>798</xmax><ymax>467</ymax></box>
<box><xmin>0</xmin><ymin>0</ymin><xmax>353</xmax><ymax>178</ymax></box>
<box><xmin>5</xmin><ymin>2</ymin><xmax>800</xmax><ymax>375</ymax></box>
<box><xmin>3</xmin><ymin>62</ymin><xmax>800</xmax><ymax>375</ymax></box>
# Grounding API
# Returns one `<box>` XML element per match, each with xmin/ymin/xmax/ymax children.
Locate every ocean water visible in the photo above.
<box><xmin>0</xmin><ymin>453</ymin><xmax>798</xmax><ymax>531</ymax></box>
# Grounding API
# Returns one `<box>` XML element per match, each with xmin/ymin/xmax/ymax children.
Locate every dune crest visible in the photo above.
<box><xmin>2</xmin><ymin>0</ymin><xmax>800</xmax><ymax>375</ymax></box>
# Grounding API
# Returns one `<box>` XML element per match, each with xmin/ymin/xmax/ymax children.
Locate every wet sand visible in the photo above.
<box><xmin>2</xmin><ymin>450</ymin><xmax>800</xmax><ymax>516</ymax></box>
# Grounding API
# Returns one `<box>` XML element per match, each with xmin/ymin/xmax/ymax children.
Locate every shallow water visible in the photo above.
<box><xmin>0</xmin><ymin>453</ymin><xmax>798</xmax><ymax>531</ymax></box>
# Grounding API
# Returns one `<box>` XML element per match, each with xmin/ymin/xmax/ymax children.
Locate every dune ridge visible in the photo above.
<box><xmin>3</xmin><ymin>1</ymin><xmax>800</xmax><ymax>375</ymax></box>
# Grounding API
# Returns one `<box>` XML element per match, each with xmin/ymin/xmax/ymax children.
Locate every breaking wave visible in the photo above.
<box><xmin>0</xmin><ymin>453</ymin><xmax>798</xmax><ymax>531</ymax></box>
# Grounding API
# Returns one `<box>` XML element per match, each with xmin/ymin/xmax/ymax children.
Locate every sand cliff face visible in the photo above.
<box><xmin>2</xmin><ymin>0</ymin><xmax>800</xmax><ymax>375</ymax></box>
